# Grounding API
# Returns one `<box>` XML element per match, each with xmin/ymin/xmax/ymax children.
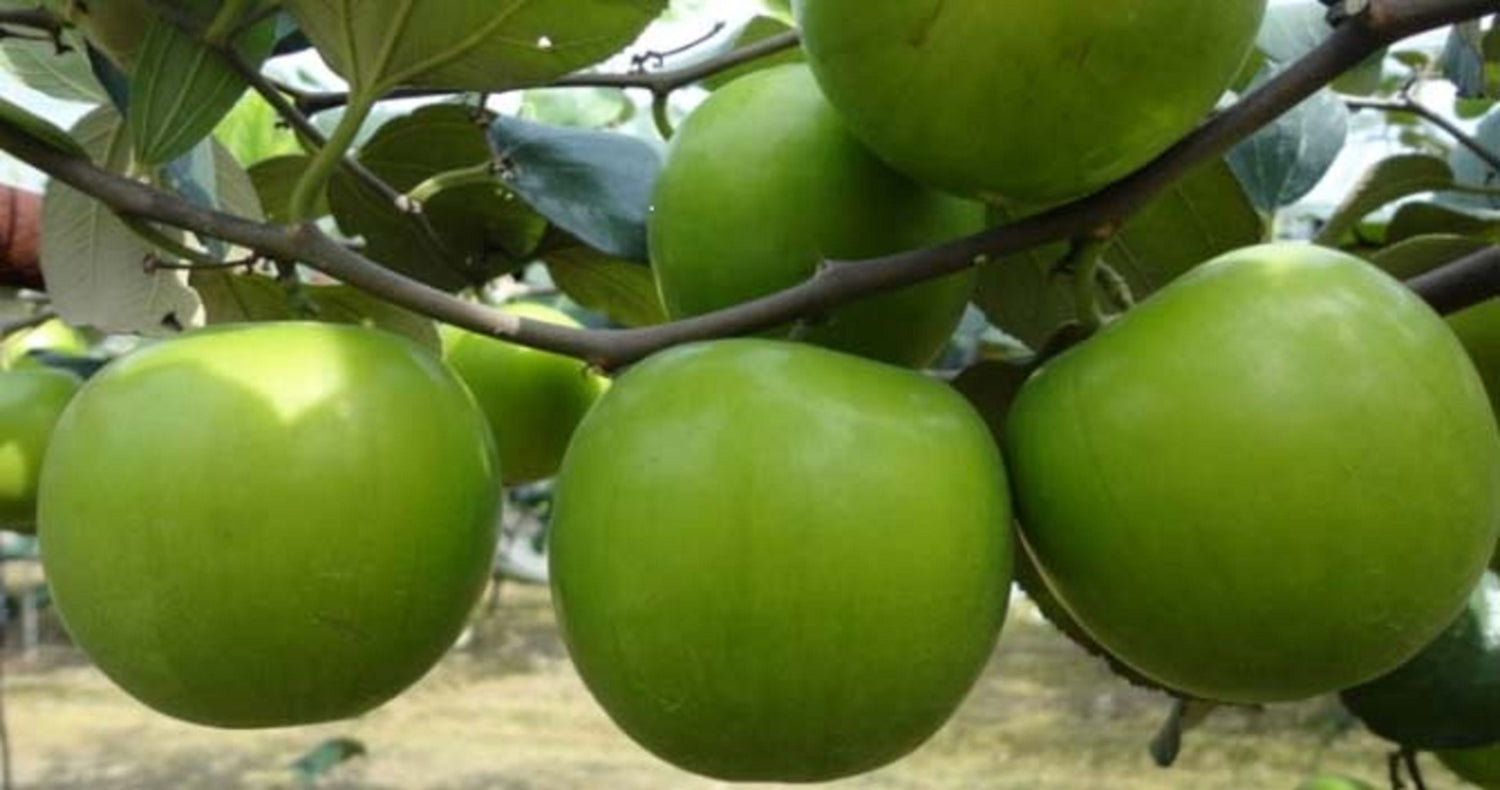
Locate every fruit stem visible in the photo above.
<box><xmin>288</xmin><ymin>90</ymin><xmax>377</xmax><ymax>223</ymax></box>
<box><xmin>1066</xmin><ymin>235</ymin><xmax>1112</xmax><ymax>333</ymax></box>
<box><xmin>651</xmin><ymin>94</ymin><xmax>675</xmax><ymax>141</ymax></box>
<box><xmin>405</xmin><ymin>162</ymin><xmax>498</xmax><ymax>206</ymax></box>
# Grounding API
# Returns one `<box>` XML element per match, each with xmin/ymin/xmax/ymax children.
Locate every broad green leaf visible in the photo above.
<box><xmin>193</xmin><ymin>270</ymin><xmax>294</xmax><ymax>322</ymax></box>
<box><xmin>309</xmin><ymin>285</ymin><xmax>442</xmax><ymax>352</ymax></box>
<box><xmin>1367</xmin><ymin>234</ymin><xmax>1492</xmax><ymax>281</ymax></box>
<box><xmin>0</xmin><ymin>96</ymin><xmax>87</xmax><ymax>157</ymax></box>
<box><xmin>1227</xmin><ymin>69</ymin><xmax>1349</xmax><ymax>213</ymax></box>
<box><xmin>214</xmin><ymin>92</ymin><xmax>305</xmax><ymax>168</ymax></box>
<box><xmin>1387</xmin><ymin>203</ymin><xmax>1500</xmax><ymax>245</ymax></box>
<box><xmin>1446</xmin><ymin>108</ymin><xmax>1500</xmax><ymax>211</ymax></box>
<box><xmin>1442</xmin><ymin>21</ymin><xmax>1489</xmax><ymax>99</ymax></box>
<box><xmin>327</xmin><ymin>108</ymin><xmax>545</xmax><ymax>286</ymax></box>
<box><xmin>488</xmin><ymin>114</ymin><xmax>661</xmax><ymax>261</ymax></box>
<box><xmin>545</xmin><ymin>246</ymin><xmax>666</xmax><ymax>327</ymax></box>
<box><xmin>1315</xmin><ymin>155</ymin><xmax>1455</xmax><ymax>246</ymax></box>
<box><xmin>280</xmin><ymin>0</ymin><xmax>665</xmax><ymax>97</ymax></box>
<box><xmin>0</xmin><ymin>32</ymin><xmax>107</xmax><ymax>103</ymax></box>
<box><xmin>1254</xmin><ymin>0</ymin><xmax>1383</xmax><ymax>95</ymax></box>
<box><xmin>329</xmin><ymin>104</ymin><xmax>549</xmax><ymax>290</ymax></box>
<box><xmin>701</xmin><ymin>16</ymin><xmax>801</xmax><ymax>91</ymax></box>
<box><xmin>250</xmin><ymin>155</ymin><xmax>324</xmax><ymax>223</ymax></box>
<box><xmin>39</xmin><ymin>107</ymin><xmax>203</xmax><ymax>332</ymax></box>
<box><xmin>977</xmin><ymin>160</ymin><xmax>1264</xmax><ymax>349</ymax></box>
<box><xmin>129</xmin><ymin>7</ymin><xmax>278</xmax><ymax>165</ymax></box>
<box><xmin>66</xmin><ymin>0</ymin><xmax>151</xmax><ymax>70</ymax></box>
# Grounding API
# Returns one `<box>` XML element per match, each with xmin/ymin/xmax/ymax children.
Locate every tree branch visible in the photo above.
<box><xmin>288</xmin><ymin>30</ymin><xmax>801</xmax><ymax>115</ymax></box>
<box><xmin>0</xmin><ymin>0</ymin><xmax>1492</xmax><ymax>369</ymax></box>
<box><xmin>1348</xmin><ymin>96</ymin><xmax>1500</xmax><ymax>173</ymax></box>
<box><xmin>1408</xmin><ymin>245</ymin><xmax>1500</xmax><ymax>315</ymax></box>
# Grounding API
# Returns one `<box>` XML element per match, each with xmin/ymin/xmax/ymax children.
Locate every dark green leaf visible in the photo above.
<box><xmin>129</xmin><ymin>7</ymin><xmax>278</xmax><ymax>166</ymax></box>
<box><xmin>1387</xmin><ymin>202</ymin><xmax>1500</xmax><ymax>245</ymax></box>
<box><xmin>1315</xmin><ymin>155</ymin><xmax>1455</xmax><ymax>246</ymax></box>
<box><xmin>0</xmin><ymin>96</ymin><xmax>87</xmax><ymax>157</ymax></box>
<box><xmin>1447</xmin><ymin>108</ymin><xmax>1500</xmax><ymax>210</ymax></box>
<box><xmin>281</xmin><ymin>0</ymin><xmax>665</xmax><ymax>96</ymax></box>
<box><xmin>1442</xmin><ymin>21</ymin><xmax>1489</xmax><ymax>99</ymax></box>
<box><xmin>1227</xmin><ymin>68</ymin><xmax>1348</xmax><ymax>213</ymax></box>
<box><xmin>249</xmin><ymin>155</ymin><xmax>325</xmax><ymax>224</ymax></box>
<box><xmin>488</xmin><ymin>115</ymin><xmax>661</xmax><ymax>261</ymax></box>
<box><xmin>545</xmin><ymin>246</ymin><xmax>666</xmax><ymax>327</ymax></box>
<box><xmin>977</xmin><ymin>160</ymin><xmax>1264</xmax><ymax>349</ymax></box>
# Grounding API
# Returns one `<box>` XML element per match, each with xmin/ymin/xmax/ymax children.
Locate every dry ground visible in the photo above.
<box><xmin>0</xmin><ymin>585</ymin><xmax>1464</xmax><ymax>790</ymax></box>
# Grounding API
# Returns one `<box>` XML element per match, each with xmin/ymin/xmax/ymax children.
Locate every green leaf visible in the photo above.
<box><xmin>39</xmin><ymin>107</ymin><xmax>203</xmax><ymax>332</ymax></box>
<box><xmin>328</xmin><ymin>104</ymin><xmax>549</xmax><ymax>290</ymax></box>
<box><xmin>1227</xmin><ymin>69</ymin><xmax>1349</xmax><ymax>213</ymax></box>
<box><xmin>129</xmin><ymin>6</ymin><xmax>278</xmax><ymax>166</ymax></box>
<box><xmin>308</xmin><ymin>285</ymin><xmax>442</xmax><ymax>353</ymax></box>
<box><xmin>701</xmin><ymin>16</ymin><xmax>802</xmax><ymax>91</ymax></box>
<box><xmin>280</xmin><ymin>0</ymin><xmax>665</xmax><ymax>97</ymax></box>
<box><xmin>545</xmin><ymin>246</ymin><xmax>666</xmax><ymax>327</ymax></box>
<box><xmin>488</xmin><ymin>114</ymin><xmax>661</xmax><ymax>261</ymax></box>
<box><xmin>193</xmin><ymin>270</ymin><xmax>294</xmax><ymax>322</ymax></box>
<box><xmin>0</xmin><ymin>96</ymin><xmax>87</xmax><ymax>157</ymax></box>
<box><xmin>1387</xmin><ymin>203</ymin><xmax>1500</xmax><ymax>245</ymax></box>
<box><xmin>214</xmin><ymin>91</ymin><xmax>305</xmax><ymax>168</ymax></box>
<box><xmin>0</xmin><ymin>31</ymin><xmax>107</xmax><ymax>103</ymax></box>
<box><xmin>1446</xmin><ymin>108</ymin><xmax>1500</xmax><ymax>211</ymax></box>
<box><xmin>1442</xmin><ymin>20</ymin><xmax>1489</xmax><ymax>99</ymax></box>
<box><xmin>977</xmin><ymin>160</ymin><xmax>1264</xmax><ymax>349</ymax></box>
<box><xmin>1315</xmin><ymin>155</ymin><xmax>1455</xmax><ymax>246</ymax></box>
<box><xmin>1367</xmin><ymin>234</ymin><xmax>1493</xmax><ymax>281</ymax></box>
<box><xmin>249</xmin><ymin>155</ymin><xmax>325</xmax><ymax>224</ymax></box>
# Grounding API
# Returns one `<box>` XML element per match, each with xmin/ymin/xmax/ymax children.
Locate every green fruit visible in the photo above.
<box><xmin>1005</xmin><ymin>243</ymin><xmax>1500</xmax><ymax>703</ymax></box>
<box><xmin>0</xmin><ymin>368</ymin><xmax>80</xmax><ymax>533</ymax></box>
<box><xmin>1440</xmin><ymin>743</ymin><xmax>1500</xmax><ymax>789</ymax></box>
<box><xmin>1342</xmin><ymin>571</ymin><xmax>1500</xmax><ymax>749</ymax></box>
<box><xmin>441</xmin><ymin>303</ymin><xmax>607</xmax><ymax>485</ymax></box>
<box><xmin>550</xmin><ymin>339</ymin><xmax>1011</xmax><ymax>781</ymax></box>
<box><xmin>39</xmin><ymin>323</ymin><xmax>501</xmax><ymax>727</ymax></box>
<box><xmin>0</xmin><ymin>319</ymin><xmax>88</xmax><ymax>370</ymax></box>
<box><xmin>649</xmin><ymin>63</ymin><xmax>982</xmax><ymax>368</ymax></box>
<box><xmin>1297</xmin><ymin>776</ymin><xmax>1377</xmax><ymax>790</ymax></box>
<box><xmin>796</xmin><ymin>0</ymin><xmax>1266</xmax><ymax>204</ymax></box>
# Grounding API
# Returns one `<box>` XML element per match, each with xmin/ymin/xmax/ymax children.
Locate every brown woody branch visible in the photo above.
<box><xmin>1347</xmin><ymin>96</ymin><xmax>1500</xmax><ymax>173</ymax></box>
<box><xmin>0</xmin><ymin>0</ymin><xmax>1494</xmax><ymax>369</ymax></box>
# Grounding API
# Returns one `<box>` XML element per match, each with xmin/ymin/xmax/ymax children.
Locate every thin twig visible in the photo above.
<box><xmin>1348</xmin><ymin>95</ymin><xmax>1500</xmax><ymax>173</ymax></box>
<box><xmin>0</xmin><ymin>8</ymin><xmax>60</xmax><ymax>38</ymax></box>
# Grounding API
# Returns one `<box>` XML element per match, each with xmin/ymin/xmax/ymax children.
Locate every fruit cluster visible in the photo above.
<box><xmin>5</xmin><ymin>0</ymin><xmax>1499</xmax><ymax>787</ymax></box>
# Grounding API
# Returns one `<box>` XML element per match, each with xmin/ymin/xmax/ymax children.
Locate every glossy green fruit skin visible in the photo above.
<box><xmin>1440</xmin><ymin>743</ymin><xmax>1500</xmax><ymax>789</ymax></box>
<box><xmin>795</xmin><ymin>0</ymin><xmax>1266</xmax><ymax>204</ymax></box>
<box><xmin>39</xmin><ymin>323</ymin><xmax>501</xmax><ymax>728</ymax></box>
<box><xmin>441</xmin><ymin>303</ymin><xmax>607</xmax><ymax>485</ymax></box>
<box><xmin>550</xmin><ymin>339</ymin><xmax>1011</xmax><ymax>781</ymax></box>
<box><xmin>0</xmin><ymin>368</ymin><xmax>80</xmax><ymax>533</ymax></box>
<box><xmin>1342</xmin><ymin>571</ymin><xmax>1500</xmax><ymax>749</ymax></box>
<box><xmin>649</xmin><ymin>64</ymin><xmax>982</xmax><ymax>368</ymax></box>
<box><xmin>1005</xmin><ymin>243</ymin><xmax>1500</xmax><ymax>703</ymax></box>
<box><xmin>0</xmin><ymin>319</ymin><xmax>88</xmax><ymax>370</ymax></box>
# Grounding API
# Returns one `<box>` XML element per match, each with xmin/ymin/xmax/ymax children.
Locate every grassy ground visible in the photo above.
<box><xmin>0</xmin><ymin>585</ymin><xmax>1458</xmax><ymax>790</ymax></box>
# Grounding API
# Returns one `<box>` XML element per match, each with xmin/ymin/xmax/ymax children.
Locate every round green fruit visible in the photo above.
<box><xmin>0</xmin><ymin>368</ymin><xmax>79</xmax><ymax>533</ymax></box>
<box><xmin>0</xmin><ymin>319</ymin><xmax>88</xmax><ymax>370</ymax></box>
<box><xmin>550</xmin><ymin>339</ymin><xmax>1011</xmax><ymax>781</ymax></box>
<box><xmin>39</xmin><ymin>322</ymin><xmax>501</xmax><ymax>727</ymax></box>
<box><xmin>1441</xmin><ymin>743</ymin><xmax>1500</xmax><ymax>789</ymax></box>
<box><xmin>441</xmin><ymin>303</ymin><xmax>607</xmax><ymax>485</ymax></box>
<box><xmin>649</xmin><ymin>63</ymin><xmax>982</xmax><ymax>368</ymax></box>
<box><xmin>1341</xmin><ymin>571</ymin><xmax>1500</xmax><ymax>750</ymax></box>
<box><xmin>795</xmin><ymin>0</ymin><xmax>1266</xmax><ymax>204</ymax></box>
<box><xmin>1005</xmin><ymin>243</ymin><xmax>1500</xmax><ymax>703</ymax></box>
